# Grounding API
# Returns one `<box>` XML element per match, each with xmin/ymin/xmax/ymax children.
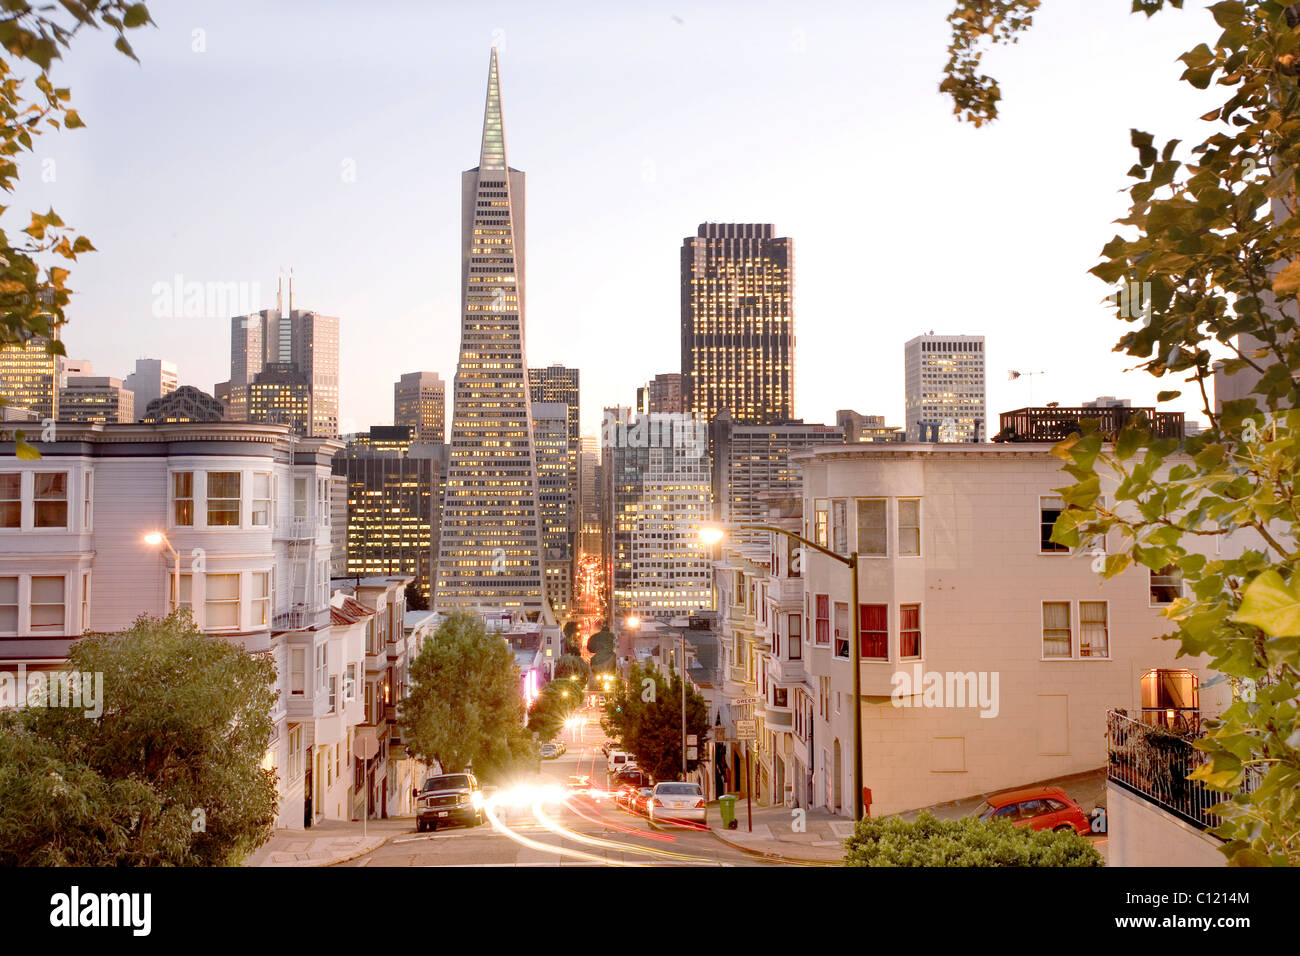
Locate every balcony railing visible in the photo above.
<box><xmin>1106</xmin><ymin>710</ymin><xmax>1258</xmax><ymax>831</ymax></box>
<box><xmin>998</xmin><ymin>406</ymin><xmax>1184</xmax><ymax>443</ymax></box>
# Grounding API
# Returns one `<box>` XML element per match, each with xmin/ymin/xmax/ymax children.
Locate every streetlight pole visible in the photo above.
<box><xmin>680</xmin><ymin>627</ymin><xmax>687</xmax><ymax>780</ymax></box>
<box><xmin>704</xmin><ymin>522</ymin><xmax>864</xmax><ymax>823</ymax></box>
<box><xmin>144</xmin><ymin>531</ymin><xmax>180</xmax><ymax>612</ymax></box>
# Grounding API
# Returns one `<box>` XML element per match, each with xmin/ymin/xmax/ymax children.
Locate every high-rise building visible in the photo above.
<box><xmin>223</xmin><ymin>277</ymin><xmax>340</xmax><ymax>437</ymax></box>
<box><xmin>0</xmin><ymin>334</ymin><xmax>59</xmax><ymax>421</ymax></box>
<box><xmin>681</xmin><ymin>223</ymin><xmax>795</xmax><ymax>425</ymax></box>
<box><xmin>529</xmin><ymin>364</ymin><xmax>580</xmax><ymax>512</ymax></box>
<box><xmin>123</xmin><ymin>358</ymin><xmax>178</xmax><ymax>420</ymax></box>
<box><xmin>434</xmin><ymin>48</ymin><xmax>548</xmax><ymax>621</ymax></box>
<box><xmin>57</xmin><ymin>358</ymin><xmax>94</xmax><ymax>388</ymax></box>
<box><xmin>641</xmin><ymin>373</ymin><xmax>683</xmax><ymax>414</ymax></box>
<box><xmin>836</xmin><ymin>409</ymin><xmax>905</xmax><ymax>443</ymax></box>
<box><xmin>58</xmin><ymin>376</ymin><xmax>134</xmax><ymax>423</ymax></box>
<box><xmin>532</xmin><ymin>401</ymin><xmax>573</xmax><ymax>617</ymax></box>
<box><xmin>333</xmin><ymin>429</ymin><xmax>447</xmax><ymax>602</ymax></box>
<box><xmin>578</xmin><ymin>434</ymin><xmax>600</xmax><ymax>558</ymax></box>
<box><xmin>394</xmin><ymin>371</ymin><xmax>446</xmax><ymax>443</ymax></box>
<box><xmin>603</xmin><ymin>409</ymin><xmax>713</xmax><ymax>624</ymax></box>
<box><xmin>903</xmin><ymin>333</ymin><xmax>987</xmax><ymax>443</ymax></box>
<box><xmin>709</xmin><ymin>411</ymin><xmax>845</xmax><ymax>549</ymax></box>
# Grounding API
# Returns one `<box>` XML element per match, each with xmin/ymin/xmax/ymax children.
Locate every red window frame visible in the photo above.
<box><xmin>815</xmin><ymin>593</ymin><xmax>830</xmax><ymax>645</ymax></box>
<box><xmin>860</xmin><ymin>604</ymin><xmax>888</xmax><ymax>660</ymax></box>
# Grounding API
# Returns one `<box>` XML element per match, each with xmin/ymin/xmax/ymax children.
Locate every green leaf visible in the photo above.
<box><xmin>1232</xmin><ymin>570</ymin><xmax>1300</xmax><ymax>637</ymax></box>
<box><xmin>1156</xmin><ymin>390</ymin><xmax>1181</xmax><ymax>402</ymax></box>
<box><xmin>1272</xmin><ymin>259</ymin><xmax>1300</xmax><ymax>297</ymax></box>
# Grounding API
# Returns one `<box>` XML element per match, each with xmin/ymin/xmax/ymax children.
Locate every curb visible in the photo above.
<box><xmin>706</xmin><ymin>826</ymin><xmax>842</xmax><ymax>867</ymax></box>
<box><xmin>321</xmin><ymin>832</ymin><xmax>399</xmax><ymax>867</ymax></box>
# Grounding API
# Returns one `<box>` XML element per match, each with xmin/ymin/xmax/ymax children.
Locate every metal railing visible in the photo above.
<box><xmin>998</xmin><ymin>406</ymin><xmax>1184</xmax><ymax>442</ymax></box>
<box><xmin>1106</xmin><ymin>710</ymin><xmax>1255</xmax><ymax>831</ymax></box>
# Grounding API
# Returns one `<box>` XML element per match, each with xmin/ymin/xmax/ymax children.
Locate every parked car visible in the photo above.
<box><xmin>647</xmin><ymin>781</ymin><xmax>706</xmax><ymax>826</ymax></box>
<box><xmin>973</xmin><ymin>786</ymin><xmax>1092</xmax><ymax>835</ymax></box>
<box><xmin>416</xmin><ymin>772</ymin><xmax>485</xmax><ymax>833</ymax></box>
<box><xmin>540</xmin><ymin>743</ymin><xmax>559</xmax><ymax>759</ymax></box>
<box><xmin>607</xmin><ymin>750</ymin><xmax>634</xmax><ymax>774</ymax></box>
<box><xmin>614</xmin><ymin>785</ymin><xmax>640</xmax><ymax>810</ymax></box>
<box><xmin>630</xmin><ymin>787</ymin><xmax>656</xmax><ymax>816</ymax></box>
<box><xmin>555</xmin><ymin>739</ymin><xmax>568</xmax><ymax>756</ymax></box>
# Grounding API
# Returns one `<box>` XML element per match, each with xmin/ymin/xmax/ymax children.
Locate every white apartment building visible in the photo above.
<box><xmin>0</xmin><ymin>421</ymin><xmax>364</xmax><ymax>831</ymax></box>
<box><xmin>779</xmin><ymin>442</ymin><xmax>1231</xmax><ymax>818</ymax></box>
<box><xmin>903</xmin><ymin>333</ymin><xmax>987</xmax><ymax>443</ymax></box>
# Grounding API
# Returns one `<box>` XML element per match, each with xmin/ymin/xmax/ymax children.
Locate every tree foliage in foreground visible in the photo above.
<box><xmin>844</xmin><ymin>812</ymin><xmax>1103</xmax><ymax>867</ymax></box>
<box><xmin>526</xmin><ymin>678</ymin><xmax>583</xmax><ymax>743</ymax></box>
<box><xmin>398</xmin><ymin>611</ymin><xmax>536</xmax><ymax>783</ymax></box>
<box><xmin>943</xmin><ymin>0</ymin><xmax>1300</xmax><ymax>864</ymax></box>
<box><xmin>0</xmin><ymin>612</ymin><xmax>278</xmax><ymax>865</ymax></box>
<box><xmin>0</xmin><ymin>2</ymin><xmax>153</xmax><ymax>455</ymax></box>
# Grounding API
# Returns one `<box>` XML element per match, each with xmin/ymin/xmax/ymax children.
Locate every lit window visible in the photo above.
<box><xmin>207</xmin><ymin>472</ymin><xmax>240</xmax><ymax>527</ymax></box>
<box><xmin>0</xmin><ymin>474</ymin><xmax>19</xmax><ymax>528</ymax></box>
<box><xmin>172</xmin><ymin>472</ymin><xmax>194</xmax><ymax>526</ymax></box>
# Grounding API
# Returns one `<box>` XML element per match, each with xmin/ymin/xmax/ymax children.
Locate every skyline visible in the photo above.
<box><xmin>12</xmin><ymin>1</ymin><xmax>1222</xmax><ymax>436</ymax></box>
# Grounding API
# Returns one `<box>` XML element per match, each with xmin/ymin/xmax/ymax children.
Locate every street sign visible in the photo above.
<box><xmin>736</xmin><ymin>719</ymin><xmax>756</xmax><ymax>741</ymax></box>
<box><xmin>734</xmin><ymin>697</ymin><xmax>758</xmax><ymax>705</ymax></box>
<box><xmin>686</xmin><ymin>734</ymin><xmax>698</xmax><ymax>746</ymax></box>
<box><xmin>687</xmin><ymin>746</ymin><xmax>698</xmax><ymax>760</ymax></box>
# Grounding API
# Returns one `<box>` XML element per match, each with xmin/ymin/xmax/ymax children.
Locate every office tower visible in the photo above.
<box><xmin>709</xmin><ymin>411</ymin><xmax>846</xmax><ymax>549</ymax></box>
<box><xmin>578</xmin><ymin>434</ymin><xmax>600</xmax><ymax>558</ymax></box>
<box><xmin>681</xmin><ymin>223</ymin><xmax>795</xmax><ymax>425</ymax></box>
<box><xmin>333</xmin><ymin>429</ymin><xmax>448</xmax><ymax>602</ymax></box>
<box><xmin>58</xmin><ymin>376</ymin><xmax>134</xmax><ymax>423</ymax></box>
<box><xmin>142</xmin><ymin>385</ymin><xmax>224</xmax><ymax>423</ymax></box>
<box><xmin>647</xmin><ymin>373</ymin><xmax>683</xmax><ymax>413</ymax></box>
<box><xmin>532</xmin><ymin>401</ymin><xmax>573</xmax><ymax>617</ymax></box>
<box><xmin>528</xmin><ymin>363</ymin><xmax>580</xmax><ymax>510</ymax></box>
<box><xmin>434</xmin><ymin>48</ymin><xmax>548</xmax><ymax>621</ymax></box>
<box><xmin>394</xmin><ymin>371</ymin><xmax>446</xmax><ymax>443</ymax></box>
<box><xmin>225</xmin><ymin>276</ymin><xmax>340</xmax><ymax>437</ymax></box>
<box><xmin>123</xmin><ymin>358</ymin><xmax>178</xmax><ymax>420</ymax></box>
<box><xmin>835</xmin><ymin>409</ymin><xmax>905</xmax><ymax>443</ymax></box>
<box><xmin>57</xmin><ymin>357</ymin><xmax>94</xmax><ymax>388</ymax></box>
<box><xmin>0</xmin><ymin>334</ymin><xmax>59</xmax><ymax>420</ymax></box>
<box><xmin>904</xmin><ymin>333</ymin><xmax>987</xmax><ymax>443</ymax></box>
<box><xmin>603</xmin><ymin>408</ymin><xmax>713</xmax><ymax>624</ymax></box>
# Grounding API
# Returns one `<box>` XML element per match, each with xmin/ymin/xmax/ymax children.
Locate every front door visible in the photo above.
<box><xmin>303</xmin><ymin>745</ymin><xmax>313</xmax><ymax>829</ymax></box>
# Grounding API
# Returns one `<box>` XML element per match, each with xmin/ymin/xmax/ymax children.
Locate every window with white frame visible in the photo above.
<box><xmin>317</xmin><ymin>477</ymin><xmax>329</xmax><ymax>526</ymax></box>
<box><xmin>204</xmin><ymin>573</ymin><xmax>240</xmax><ymax>629</ymax></box>
<box><xmin>1150</xmin><ymin>565</ymin><xmax>1183</xmax><ymax>605</ymax></box>
<box><xmin>1040</xmin><ymin>496</ymin><xmax>1069</xmax><ymax>553</ymax></box>
<box><xmin>251</xmin><ymin>472</ymin><xmax>272</xmax><ymax>527</ymax></box>
<box><xmin>206</xmin><ymin>472</ymin><xmax>240</xmax><ymax>527</ymax></box>
<box><xmin>856</xmin><ymin>499</ymin><xmax>887</xmax><ymax>556</ymax></box>
<box><xmin>814</xmin><ymin>500</ymin><xmax>829</xmax><ymax>548</ymax></box>
<box><xmin>29</xmin><ymin>576</ymin><xmax>65</xmax><ymax>632</ymax></box>
<box><xmin>172</xmin><ymin>471</ymin><xmax>194</xmax><ymax>526</ymax></box>
<box><xmin>345</xmin><ymin>663</ymin><xmax>357</xmax><ymax>701</ymax></box>
<box><xmin>898</xmin><ymin>499</ymin><xmax>921</xmax><ymax>556</ymax></box>
<box><xmin>80</xmin><ymin>571</ymin><xmax>91</xmax><ymax>630</ymax></box>
<box><xmin>1042</xmin><ymin>602</ymin><xmax>1072</xmax><ymax>658</ymax></box>
<box><xmin>288</xmin><ymin>725</ymin><xmax>302</xmax><ymax>779</ymax></box>
<box><xmin>0</xmin><ymin>576</ymin><xmax>17</xmax><ymax>632</ymax></box>
<box><xmin>833</xmin><ymin>601</ymin><xmax>849</xmax><ymax>659</ymax></box>
<box><xmin>169</xmin><ymin>573</ymin><xmax>193</xmax><ymax>616</ymax></box>
<box><xmin>0</xmin><ymin>474</ymin><xmax>19</xmax><ymax>528</ymax></box>
<box><xmin>315</xmin><ymin>643</ymin><xmax>327</xmax><ymax>696</ymax></box>
<box><xmin>293</xmin><ymin>477</ymin><xmax>308</xmax><ymax>519</ymax></box>
<box><xmin>33</xmin><ymin>473</ymin><xmax>68</xmax><ymax>528</ymax></box>
<box><xmin>290</xmin><ymin>647</ymin><xmax>306</xmax><ymax>696</ymax></box>
<box><xmin>788</xmin><ymin>613</ymin><xmax>802</xmax><ymax>660</ymax></box>
<box><xmin>329</xmin><ymin>675</ymin><xmax>337</xmax><ymax>713</ymax></box>
<box><xmin>252</xmin><ymin>571</ymin><xmax>270</xmax><ymax>627</ymax></box>
<box><xmin>832</xmin><ymin>499</ymin><xmax>849</xmax><ymax>555</ymax></box>
<box><xmin>82</xmin><ymin>471</ymin><xmax>93</xmax><ymax>529</ymax></box>
<box><xmin>1080</xmin><ymin>601</ymin><xmax>1109</xmax><ymax>658</ymax></box>
<box><xmin>900</xmin><ymin>603</ymin><xmax>921</xmax><ymax>659</ymax></box>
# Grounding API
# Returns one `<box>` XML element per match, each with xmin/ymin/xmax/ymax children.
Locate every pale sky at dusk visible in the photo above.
<box><xmin>15</xmin><ymin>0</ymin><xmax>1225</xmax><ymax>437</ymax></box>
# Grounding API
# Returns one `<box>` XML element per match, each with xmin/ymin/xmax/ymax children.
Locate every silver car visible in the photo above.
<box><xmin>647</xmin><ymin>781</ymin><xmax>706</xmax><ymax>825</ymax></box>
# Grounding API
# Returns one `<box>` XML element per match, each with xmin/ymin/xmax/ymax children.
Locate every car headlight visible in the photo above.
<box><xmin>470</xmin><ymin>791</ymin><xmax>484</xmax><ymax>808</ymax></box>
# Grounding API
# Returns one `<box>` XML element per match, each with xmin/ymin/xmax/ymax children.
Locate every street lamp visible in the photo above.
<box><xmin>144</xmin><ymin>531</ymin><xmax>180</xmax><ymax>613</ymax></box>
<box><xmin>701</xmin><ymin>521</ymin><xmax>864</xmax><ymax>823</ymax></box>
<box><xmin>625</xmin><ymin>615</ymin><xmax>640</xmax><ymax>630</ymax></box>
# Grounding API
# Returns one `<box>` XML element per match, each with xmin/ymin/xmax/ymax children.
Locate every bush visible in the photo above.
<box><xmin>844</xmin><ymin>812</ymin><xmax>1103</xmax><ymax>867</ymax></box>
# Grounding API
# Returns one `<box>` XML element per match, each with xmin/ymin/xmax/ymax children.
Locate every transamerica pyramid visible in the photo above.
<box><xmin>434</xmin><ymin>47</ymin><xmax>551</xmax><ymax>623</ymax></box>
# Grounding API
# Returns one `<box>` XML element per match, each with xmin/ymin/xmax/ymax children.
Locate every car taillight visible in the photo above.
<box><xmin>694</xmin><ymin>799</ymin><xmax>705</xmax><ymax>808</ymax></box>
<box><xmin>653</xmin><ymin>798</ymin><xmax>664</xmax><ymax>807</ymax></box>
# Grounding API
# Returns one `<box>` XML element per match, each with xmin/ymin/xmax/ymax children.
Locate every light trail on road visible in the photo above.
<box><xmin>482</xmin><ymin>791</ymin><xmax>645</xmax><ymax>866</ymax></box>
<box><xmin>531</xmin><ymin>797</ymin><xmax>729</xmax><ymax>866</ymax></box>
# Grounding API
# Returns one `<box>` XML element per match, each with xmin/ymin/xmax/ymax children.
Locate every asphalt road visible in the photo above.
<box><xmin>342</xmin><ymin>712</ymin><xmax>773</xmax><ymax>868</ymax></box>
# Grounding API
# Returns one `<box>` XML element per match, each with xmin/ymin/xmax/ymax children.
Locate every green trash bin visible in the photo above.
<box><xmin>718</xmin><ymin>794</ymin><xmax>738</xmax><ymax>830</ymax></box>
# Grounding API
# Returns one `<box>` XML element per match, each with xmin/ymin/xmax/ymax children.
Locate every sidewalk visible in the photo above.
<box><xmin>243</xmin><ymin>817</ymin><xmax>411</xmax><ymax>867</ymax></box>
<box><xmin>707</xmin><ymin>803</ymin><xmax>851</xmax><ymax>864</ymax></box>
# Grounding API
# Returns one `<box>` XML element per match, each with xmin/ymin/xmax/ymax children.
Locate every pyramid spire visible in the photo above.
<box><xmin>479</xmin><ymin>46</ymin><xmax>506</xmax><ymax>170</ymax></box>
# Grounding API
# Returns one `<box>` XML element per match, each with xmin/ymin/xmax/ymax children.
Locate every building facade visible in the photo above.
<box><xmin>58</xmin><ymin>376</ymin><xmax>134</xmax><ymax>424</ymax></box>
<box><xmin>0</xmin><ymin>335</ymin><xmax>59</xmax><ymax>421</ymax></box>
<box><xmin>394</xmin><ymin>371</ymin><xmax>446</xmax><ymax>444</ymax></box>
<box><xmin>142</xmin><ymin>385</ymin><xmax>224</xmax><ymax>423</ymax></box>
<box><xmin>532</xmin><ymin>401</ymin><xmax>573</xmax><ymax>618</ymax></box>
<box><xmin>123</xmin><ymin>358</ymin><xmax>178</xmax><ymax>420</ymax></box>
<box><xmin>903</xmin><ymin>333</ymin><xmax>987</xmax><ymax>443</ymax></box>
<box><xmin>681</xmin><ymin>223</ymin><xmax>794</xmax><ymax>425</ymax></box>
<box><xmin>435</xmin><ymin>48</ymin><xmax>548</xmax><ymax>621</ymax></box>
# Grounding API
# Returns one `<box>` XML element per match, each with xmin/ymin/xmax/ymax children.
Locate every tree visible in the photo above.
<box><xmin>0</xmin><ymin>611</ymin><xmax>278</xmax><ymax>865</ymax></box>
<box><xmin>603</xmin><ymin>661</ymin><xmax>709</xmax><ymax>781</ymax></box>
<box><xmin>553</xmin><ymin>653</ymin><xmax>591</xmax><ymax>685</ymax></box>
<box><xmin>844</xmin><ymin>812</ymin><xmax>1102</xmax><ymax>867</ymax></box>
<box><xmin>0</xmin><ymin>3</ymin><xmax>154</xmax><ymax>456</ymax></box>
<box><xmin>526</xmin><ymin>679</ymin><xmax>583</xmax><ymax>742</ymax></box>
<box><xmin>587</xmin><ymin>627</ymin><xmax>617</xmax><ymax>674</ymax></box>
<box><xmin>398</xmin><ymin>612</ymin><xmax>535</xmax><ymax>783</ymax></box>
<box><xmin>404</xmin><ymin>582</ymin><xmax>428</xmax><ymax>611</ymax></box>
<box><xmin>942</xmin><ymin>0</ymin><xmax>1300</xmax><ymax>864</ymax></box>
<box><xmin>562</xmin><ymin>620</ymin><xmax>581</xmax><ymax>656</ymax></box>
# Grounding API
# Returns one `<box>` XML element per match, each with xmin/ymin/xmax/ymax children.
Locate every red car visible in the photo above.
<box><xmin>975</xmin><ymin>786</ymin><xmax>1092</xmax><ymax>835</ymax></box>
